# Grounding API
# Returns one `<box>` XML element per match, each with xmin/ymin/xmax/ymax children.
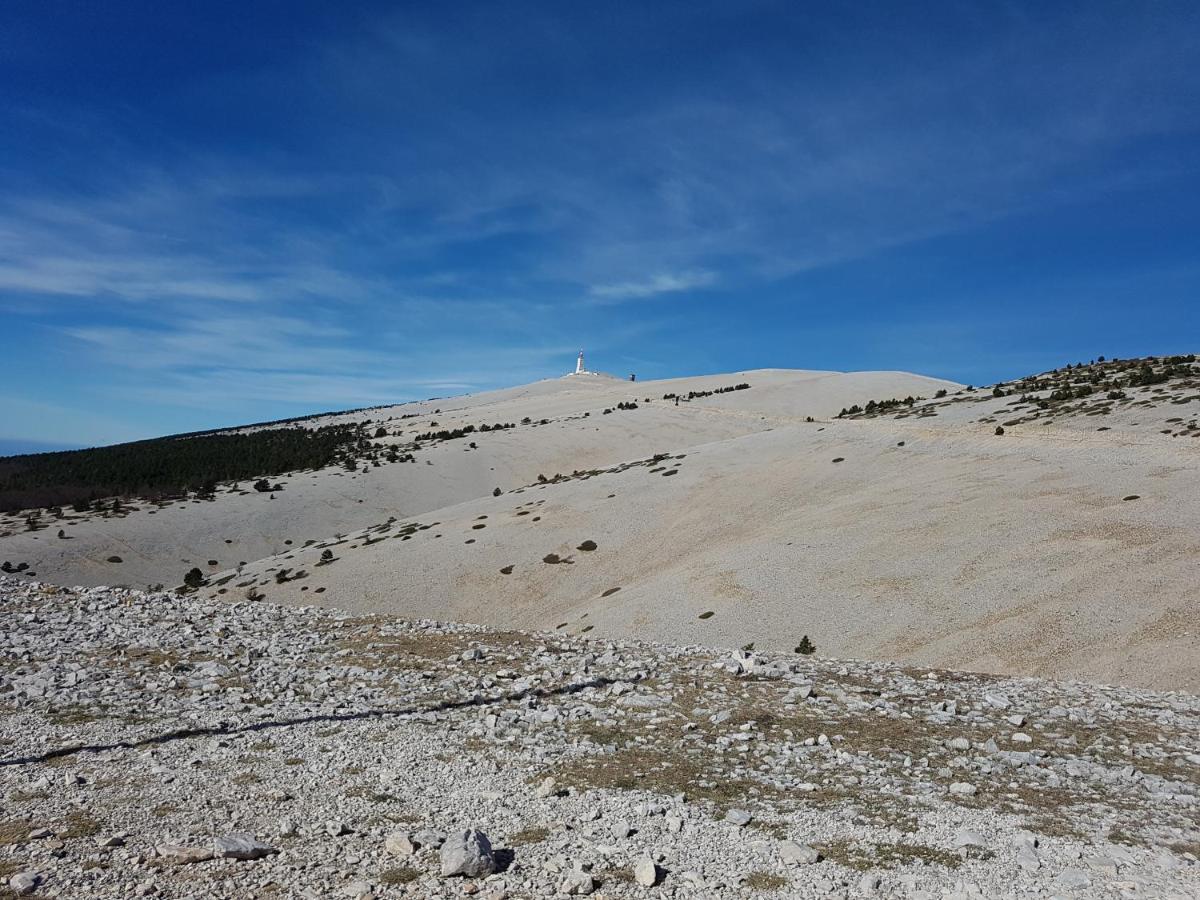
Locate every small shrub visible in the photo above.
<box><xmin>698</xmin><ymin>611</ymin><xmax>715</xmax><ymax>620</ymax></box>
<box><xmin>994</xmin><ymin>426</ymin><xmax>1005</xmax><ymax>436</ymax></box>
<box><xmin>379</xmin><ymin>866</ymin><xmax>419</xmax><ymax>885</ymax></box>
<box><xmin>795</xmin><ymin>635</ymin><xmax>816</xmax><ymax>655</ymax></box>
<box><xmin>508</xmin><ymin>825</ymin><xmax>550</xmax><ymax>846</ymax></box>
<box><xmin>745</xmin><ymin>872</ymin><xmax>788</xmax><ymax>891</ymax></box>
<box><xmin>576</xmin><ymin>540</ymin><xmax>598</xmax><ymax>551</ymax></box>
<box><xmin>183</xmin><ymin>567</ymin><xmax>205</xmax><ymax>589</ymax></box>
<box><xmin>106</xmin><ymin>555</ymin><xmax>122</xmax><ymax>563</ymax></box>
<box><xmin>493</xmin><ymin>487</ymin><xmax>502</xmax><ymax>497</ymax></box>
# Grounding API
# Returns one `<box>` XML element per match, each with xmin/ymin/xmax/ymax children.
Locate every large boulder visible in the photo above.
<box><xmin>633</xmin><ymin>856</ymin><xmax>659</xmax><ymax>887</ymax></box>
<box><xmin>440</xmin><ymin>828</ymin><xmax>496</xmax><ymax>877</ymax></box>
<box><xmin>213</xmin><ymin>833</ymin><xmax>278</xmax><ymax>861</ymax></box>
<box><xmin>8</xmin><ymin>872</ymin><xmax>40</xmax><ymax>896</ymax></box>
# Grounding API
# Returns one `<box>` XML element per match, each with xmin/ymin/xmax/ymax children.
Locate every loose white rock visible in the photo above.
<box><xmin>633</xmin><ymin>856</ymin><xmax>659</xmax><ymax>887</ymax></box>
<box><xmin>440</xmin><ymin>828</ymin><xmax>496</xmax><ymax>878</ymax></box>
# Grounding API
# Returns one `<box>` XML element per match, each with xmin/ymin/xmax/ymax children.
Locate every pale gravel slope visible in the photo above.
<box><xmin>220</xmin><ymin>408</ymin><xmax>1200</xmax><ymax>691</ymax></box>
<box><xmin>4</xmin><ymin>579</ymin><xmax>1198</xmax><ymax>899</ymax></box>
<box><xmin>5</xmin><ymin>365</ymin><xmax>1199</xmax><ymax>691</ymax></box>
<box><xmin>0</xmin><ymin>369</ymin><xmax>953</xmax><ymax>592</ymax></box>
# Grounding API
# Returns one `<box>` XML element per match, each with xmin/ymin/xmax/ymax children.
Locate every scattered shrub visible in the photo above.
<box><xmin>662</xmin><ymin>383</ymin><xmax>750</xmax><ymax>403</ymax></box>
<box><xmin>837</xmin><ymin>395</ymin><xmax>924</xmax><ymax>418</ymax></box>
<box><xmin>795</xmin><ymin>635</ymin><xmax>816</xmax><ymax>655</ymax></box>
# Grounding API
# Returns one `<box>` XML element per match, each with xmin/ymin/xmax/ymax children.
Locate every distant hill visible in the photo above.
<box><xmin>2</xmin><ymin>357</ymin><xmax>1197</xmax><ymax>691</ymax></box>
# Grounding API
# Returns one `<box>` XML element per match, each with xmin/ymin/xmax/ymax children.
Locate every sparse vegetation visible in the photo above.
<box><xmin>744</xmin><ymin>871</ymin><xmax>788</xmax><ymax>891</ymax></box>
<box><xmin>413</xmin><ymin>422</ymin><xmax>515</xmax><ymax>445</ymax></box>
<box><xmin>508</xmin><ymin>825</ymin><xmax>550</xmax><ymax>846</ymax></box>
<box><xmin>378</xmin><ymin>866</ymin><xmax>419</xmax><ymax>885</ymax></box>
<box><xmin>837</xmin><ymin>395</ymin><xmax>924</xmax><ymax>418</ymax></box>
<box><xmin>662</xmin><ymin>382</ymin><xmax>750</xmax><ymax>402</ymax></box>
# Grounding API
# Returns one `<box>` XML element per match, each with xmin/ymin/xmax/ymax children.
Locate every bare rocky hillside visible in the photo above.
<box><xmin>1</xmin><ymin>579</ymin><xmax>1197</xmax><ymax>898</ymax></box>
<box><xmin>1</xmin><ymin>357</ymin><xmax>1198</xmax><ymax>690</ymax></box>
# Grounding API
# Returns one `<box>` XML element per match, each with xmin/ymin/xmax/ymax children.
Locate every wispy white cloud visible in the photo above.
<box><xmin>589</xmin><ymin>269</ymin><xmax>715</xmax><ymax>301</ymax></box>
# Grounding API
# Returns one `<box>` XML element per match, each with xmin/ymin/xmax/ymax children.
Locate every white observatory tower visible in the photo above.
<box><xmin>573</xmin><ymin>349</ymin><xmax>587</xmax><ymax>375</ymax></box>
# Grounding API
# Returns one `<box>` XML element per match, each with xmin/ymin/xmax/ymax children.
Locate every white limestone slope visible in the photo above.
<box><xmin>5</xmin><ymin>363</ymin><xmax>1199</xmax><ymax>690</ymax></box>
<box><xmin>0</xmin><ymin>368</ymin><xmax>950</xmax><ymax>591</ymax></box>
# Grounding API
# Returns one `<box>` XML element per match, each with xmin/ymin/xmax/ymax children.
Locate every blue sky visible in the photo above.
<box><xmin>2</xmin><ymin>1</ymin><xmax>1198</xmax><ymax>451</ymax></box>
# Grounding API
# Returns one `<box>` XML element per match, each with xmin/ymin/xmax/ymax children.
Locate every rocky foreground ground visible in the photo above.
<box><xmin>0</xmin><ymin>578</ymin><xmax>1197</xmax><ymax>899</ymax></box>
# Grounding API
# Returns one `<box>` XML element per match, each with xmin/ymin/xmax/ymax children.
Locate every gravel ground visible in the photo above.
<box><xmin>1</xmin><ymin>577</ymin><xmax>1197</xmax><ymax>899</ymax></box>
